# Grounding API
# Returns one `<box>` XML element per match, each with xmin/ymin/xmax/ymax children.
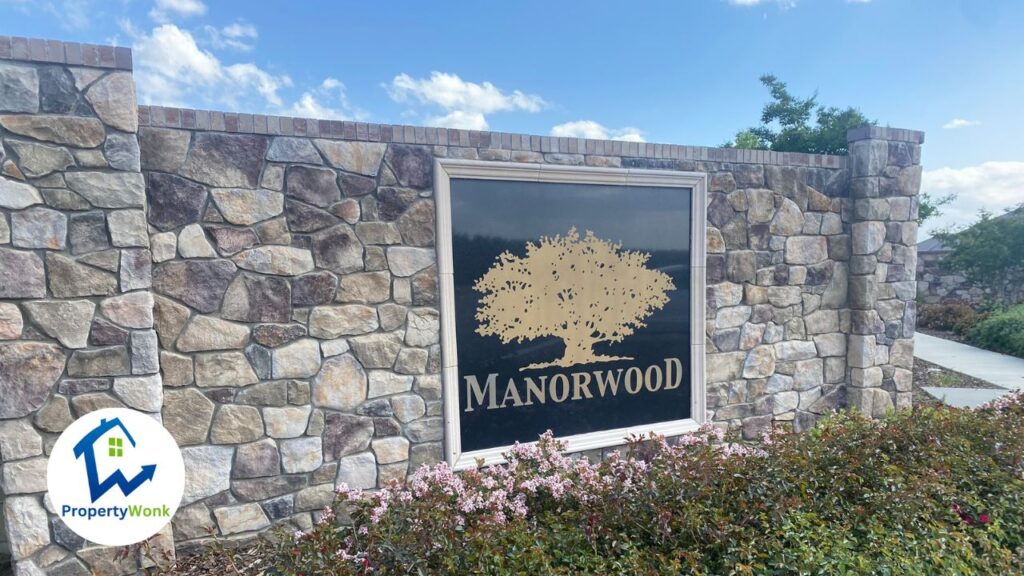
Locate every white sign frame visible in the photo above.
<box><xmin>434</xmin><ymin>159</ymin><xmax>708</xmax><ymax>469</ymax></box>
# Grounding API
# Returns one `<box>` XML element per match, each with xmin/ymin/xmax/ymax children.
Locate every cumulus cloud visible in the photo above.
<box><xmin>921</xmin><ymin>161</ymin><xmax>1024</xmax><ymax>237</ymax></box>
<box><xmin>386</xmin><ymin>71</ymin><xmax>545</xmax><ymax>130</ymax></box>
<box><xmin>128</xmin><ymin>23</ymin><xmax>292</xmax><ymax>109</ymax></box>
<box><xmin>550</xmin><ymin>120</ymin><xmax>645</xmax><ymax>143</ymax></box>
<box><xmin>149</xmin><ymin>0</ymin><xmax>206</xmax><ymax>23</ymax></box>
<box><xmin>943</xmin><ymin>118</ymin><xmax>981</xmax><ymax>129</ymax></box>
<box><xmin>283</xmin><ymin>77</ymin><xmax>368</xmax><ymax>121</ymax></box>
<box><xmin>203</xmin><ymin>21</ymin><xmax>258</xmax><ymax>51</ymax></box>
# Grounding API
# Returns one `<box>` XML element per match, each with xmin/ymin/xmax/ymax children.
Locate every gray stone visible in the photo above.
<box><xmin>4</xmin><ymin>496</ymin><xmax>49</xmax><ymax>560</ymax></box>
<box><xmin>90</xmin><ymin>317</ymin><xmax>128</xmax><ymax>346</ymax></box>
<box><xmin>312</xmin><ymin>223</ymin><xmax>363</xmax><ymax>274</ymax></box>
<box><xmin>252</xmin><ymin>323</ymin><xmax>307</xmax><ymax>348</ymax></box>
<box><xmin>313</xmin><ymin>354</ymin><xmax>367</xmax><ymax>410</ymax></box>
<box><xmin>70</xmin><ymin>392</ymin><xmax>126</xmax><ymax>415</ymax></box>
<box><xmin>263</xmin><ymin>405</ymin><xmax>311</xmax><ymax>439</ymax></box>
<box><xmin>153</xmin><ymin>259</ymin><xmax>237</xmax><ymax>313</ymax></box>
<box><xmin>285</xmin><ymin>199</ymin><xmax>338</xmax><ymax>232</ymax></box>
<box><xmin>742</xmin><ymin>345</ymin><xmax>775</xmax><ymax>378</ymax></box>
<box><xmin>350</xmin><ymin>331</ymin><xmax>403</xmax><ymax>368</ymax></box>
<box><xmin>314</xmin><ymin>140</ymin><xmax>386</xmax><ymax>175</ymax></box>
<box><xmin>368</xmin><ymin>371</ymin><xmax>414</xmax><ymax>397</ymax></box>
<box><xmin>406</xmin><ymin>417</ymin><xmax>443</xmax><ymax>442</ymax></box>
<box><xmin>208</xmin><ymin>226</ymin><xmax>259</xmax><ymax>256</ymax></box>
<box><xmin>233</xmin><ymin>246</ymin><xmax>314</xmax><ymax>276</ymax></box>
<box><xmin>280</xmin><ymin>436</ymin><xmax>323</xmax><ymax>473</ymax></box>
<box><xmin>233</xmin><ymin>439</ymin><xmax>280</xmax><ymax>480</ymax></box>
<box><xmin>405</xmin><ymin>308</ymin><xmax>439</xmax><ymax>346</ymax></box>
<box><xmin>65</xmin><ymin>172</ymin><xmax>145</xmax><ymax>209</ymax></box>
<box><xmin>0</xmin><ymin>418</ymin><xmax>42</xmax><ymax>460</ymax></box>
<box><xmin>0</xmin><ymin>62</ymin><xmax>38</xmax><ymax>113</ymax></box>
<box><xmin>195</xmin><ymin>351</ymin><xmax>258</xmax><ymax>387</ymax></box>
<box><xmin>292</xmin><ymin>271</ymin><xmax>338</xmax><ymax>306</ymax></box>
<box><xmin>395</xmin><ymin>347</ymin><xmax>428</xmax><ymax>374</ymax></box>
<box><xmin>309</xmin><ymin>305</ymin><xmax>379</xmax><ymax>338</ymax></box>
<box><xmin>177</xmin><ymin>224</ymin><xmax>216</xmax><ymax>258</ymax></box>
<box><xmin>245</xmin><ymin>344</ymin><xmax>271</xmax><ymax>380</ymax></box>
<box><xmin>182</xmin><ymin>132</ymin><xmax>269</xmax><ymax>188</ymax></box>
<box><xmin>848</xmin><ymin>387</ymin><xmax>894</xmax><ymax>418</ymax></box>
<box><xmin>852</xmin><ymin>221</ymin><xmax>886</xmax><ymax>255</ymax></box>
<box><xmin>146</xmin><ymin>172</ymin><xmax>208</xmax><ymax>231</ymax></box>
<box><xmin>107</xmin><ymin>209</ymin><xmax>149</xmax><ymax>247</ymax></box>
<box><xmin>792</xmin><ymin>358</ymin><xmax>824</xmax><ymax>389</ymax></box>
<box><xmin>286</xmin><ymin>165</ymin><xmax>340</xmax><ymax>207</ymax></box>
<box><xmin>707</xmin><ymin>351</ymin><xmax>745</xmax><ymax>383</ymax></box>
<box><xmin>254</xmin><ymin>216</ymin><xmax>291</xmax><ymax>245</ymax></box>
<box><xmin>104</xmin><ymin>132</ymin><xmax>141</xmax><ymax>172</ymax></box>
<box><xmin>770</xmin><ymin>197</ymin><xmax>805</xmax><ymax>236</ymax></box>
<box><xmin>0</xmin><ymin>114</ymin><xmax>105</xmax><ymax>147</ymax></box>
<box><xmin>24</xmin><ymin>300</ymin><xmax>95</xmax><ymax>348</ymax></box>
<box><xmin>272</xmin><ymin>338</ymin><xmax>321</xmax><ymax>378</ymax></box>
<box><xmin>726</xmin><ymin>250</ymin><xmax>756</xmax><ymax>283</ymax></box>
<box><xmin>356</xmin><ymin>221</ymin><xmax>402</xmax><ymax>245</ymax></box>
<box><xmin>160</xmin><ymin>351</ymin><xmax>193</xmax><ymax>387</ymax></box>
<box><xmin>332</xmin><ymin>198</ymin><xmax>361</xmax><ymax>223</ymax></box>
<box><xmin>130</xmin><ymin>330</ymin><xmax>160</xmax><ymax>375</ymax></box>
<box><xmin>100</xmin><ymin>291</ymin><xmax>154</xmax><ymax>329</ymax></box>
<box><xmin>340</xmin><ymin>172</ymin><xmax>378</xmax><ymax>198</ymax></box>
<box><xmin>0</xmin><ymin>302</ymin><xmax>22</xmax><ymax>340</ymax></box>
<box><xmin>84</xmin><ymin>72</ymin><xmax>137</xmax><ymax>131</ymax></box>
<box><xmin>211</xmin><ymin>405</ymin><xmax>263</xmax><ymax>444</ymax></box>
<box><xmin>376</xmin><ymin>186</ymin><xmax>418</xmax><ymax>221</ymax></box>
<box><xmin>68</xmin><ymin>211</ymin><xmax>108</xmax><ymax>255</ymax></box>
<box><xmin>173</xmin><ymin>504</ymin><xmax>216</xmax><ymax>540</ymax></box>
<box><xmin>0</xmin><ymin>212</ymin><xmax>8</xmax><ymax>243</ymax></box>
<box><xmin>178</xmin><ymin>316</ymin><xmax>250</xmax><ymax>352</ymax></box>
<box><xmin>267</xmin><ymin>137</ymin><xmax>323</xmax><ymax>164</ymax></box>
<box><xmin>162</xmin><ymin>388</ymin><xmax>215</xmax><ymax>446</ymax></box>
<box><xmin>322</xmin><ymin>412</ymin><xmax>373</xmax><ymax>461</ymax></box>
<box><xmin>321</xmin><ymin>337</ymin><xmax>350</xmax><ymax>357</ymax></box>
<box><xmin>139</xmin><ymin>127</ymin><xmax>190</xmax><ymax>172</ymax></box>
<box><xmin>338</xmin><ymin>271</ymin><xmax>391</xmax><ymax>303</ymax></box>
<box><xmin>0</xmin><ymin>176</ymin><xmax>42</xmax><ymax>209</ymax></box>
<box><xmin>813</xmin><ymin>333</ymin><xmax>846</xmax><ymax>357</ymax></box>
<box><xmin>67</xmin><ymin>346</ymin><xmax>129</xmax><ymax>378</ymax></box>
<box><xmin>774</xmin><ymin>340</ymin><xmax>818</xmax><ymax>361</ymax></box>
<box><xmin>222</xmin><ymin>273</ymin><xmax>292</xmax><ymax>323</ymax></box>
<box><xmin>236</xmin><ymin>380</ymin><xmax>287</xmax><ymax>406</ymax></box>
<box><xmin>387</xmin><ymin>246</ymin><xmax>435</xmax><ymax>277</ymax></box>
<box><xmin>335</xmin><ymin>452</ymin><xmax>377</xmax><ymax>489</ymax></box>
<box><xmin>784</xmin><ymin>236</ymin><xmax>828</xmax><ymax>265</ymax></box>
<box><xmin>745</xmin><ymin>189</ymin><xmax>774</xmax><ymax>223</ymax></box>
<box><xmin>40</xmin><ymin>66</ymin><xmax>87</xmax><ymax>114</ymax></box>
<box><xmin>397</xmin><ymin>200</ymin><xmax>435</xmax><ymax>247</ymax></box>
<box><xmin>112</xmin><ymin>374</ymin><xmax>162</xmax><ymax>412</ymax></box>
<box><xmin>715</xmin><ymin>306</ymin><xmax>751</xmax><ymax>329</ymax></box>
<box><xmin>34</xmin><ymin>395</ymin><xmax>73</xmax><ymax>432</ymax></box>
<box><xmin>120</xmin><ymin>248</ymin><xmax>152</xmax><ymax>292</ymax></box>
<box><xmin>181</xmin><ymin>446</ymin><xmax>234</xmax><ymax>504</ymax></box>
<box><xmin>391</xmin><ymin>394</ymin><xmax>426</xmax><ymax>423</ymax></box>
<box><xmin>385</xmin><ymin>145</ymin><xmax>432</xmax><ymax>189</ymax></box>
<box><xmin>7</xmin><ymin>140</ymin><xmax>73</xmax><ymax>178</ymax></box>
<box><xmin>211</xmin><ymin>188</ymin><xmax>285</xmax><ymax>225</ymax></box>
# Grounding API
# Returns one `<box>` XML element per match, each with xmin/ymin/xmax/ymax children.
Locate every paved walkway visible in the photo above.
<box><xmin>915</xmin><ymin>332</ymin><xmax>1024</xmax><ymax>391</ymax></box>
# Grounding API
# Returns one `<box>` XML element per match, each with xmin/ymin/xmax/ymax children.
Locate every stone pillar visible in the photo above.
<box><xmin>0</xmin><ymin>37</ymin><xmax>168</xmax><ymax>575</ymax></box>
<box><xmin>844</xmin><ymin>126</ymin><xmax>923</xmax><ymax>416</ymax></box>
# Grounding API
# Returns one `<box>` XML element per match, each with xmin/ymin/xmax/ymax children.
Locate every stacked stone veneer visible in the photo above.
<box><xmin>0</xmin><ymin>36</ymin><xmax>924</xmax><ymax>575</ymax></box>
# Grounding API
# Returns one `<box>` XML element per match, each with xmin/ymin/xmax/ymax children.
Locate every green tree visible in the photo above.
<box><xmin>724</xmin><ymin>74</ymin><xmax>871</xmax><ymax>155</ymax></box>
<box><xmin>933</xmin><ymin>206</ymin><xmax>1024</xmax><ymax>304</ymax></box>
<box><xmin>918</xmin><ymin>192</ymin><xmax>957</xmax><ymax>224</ymax></box>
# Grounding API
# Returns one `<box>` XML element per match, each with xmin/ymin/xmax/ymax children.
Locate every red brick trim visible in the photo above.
<box><xmin>0</xmin><ymin>36</ymin><xmax>132</xmax><ymax>70</ymax></box>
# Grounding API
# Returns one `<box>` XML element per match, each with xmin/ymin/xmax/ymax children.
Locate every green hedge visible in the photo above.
<box><xmin>969</xmin><ymin>304</ymin><xmax>1024</xmax><ymax>359</ymax></box>
<box><xmin>249</xmin><ymin>396</ymin><xmax>1024</xmax><ymax>575</ymax></box>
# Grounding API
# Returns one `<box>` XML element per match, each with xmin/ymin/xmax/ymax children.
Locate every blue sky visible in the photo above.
<box><xmin>3</xmin><ymin>0</ymin><xmax>1022</xmax><ymax>237</ymax></box>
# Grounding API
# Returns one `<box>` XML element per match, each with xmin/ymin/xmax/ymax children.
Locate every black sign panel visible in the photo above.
<box><xmin>450</xmin><ymin>178</ymin><xmax>693</xmax><ymax>453</ymax></box>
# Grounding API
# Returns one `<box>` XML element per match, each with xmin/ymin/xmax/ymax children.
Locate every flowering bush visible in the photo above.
<box><xmin>256</xmin><ymin>393</ymin><xmax>1024</xmax><ymax>575</ymax></box>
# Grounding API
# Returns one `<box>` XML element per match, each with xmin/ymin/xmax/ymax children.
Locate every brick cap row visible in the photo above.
<box><xmin>0</xmin><ymin>35</ymin><xmax>132</xmax><ymax>70</ymax></box>
<box><xmin>847</xmin><ymin>125</ymin><xmax>926</xmax><ymax>144</ymax></box>
<box><xmin>138</xmin><ymin>105</ymin><xmax>850</xmax><ymax>169</ymax></box>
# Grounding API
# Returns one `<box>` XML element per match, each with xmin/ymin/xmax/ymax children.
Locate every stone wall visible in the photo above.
<box><xmin>0</xmin><ymin>36</ymin><xmax>924</xmax><ymax>576</ymax></box>
<box><xmin>917</xmin><ymin>250</ymin><xmax>1024</xmax><ymax>306</ymax></box>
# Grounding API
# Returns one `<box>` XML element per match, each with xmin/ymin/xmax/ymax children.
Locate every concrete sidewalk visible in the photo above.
<box><xmin>915</xmin><ymin>332</ymin><xmax>1024</xmax><ymax>391</ymax></box>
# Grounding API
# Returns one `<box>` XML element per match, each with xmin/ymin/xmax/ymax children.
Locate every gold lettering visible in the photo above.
<box><xmin>550</xmin><ymin>373</ymin><xmax>570</xmax><ymax>402</ymax></box>
<box><xmin>664</xmin><ymin>358</ymin><xmax>683</xmax><ymax>390</ymax></box>
<box><xmin>524</xmin><ymin>376</ymin><xmax>546</xmax><ymax>405</ymax></box>
<box><xmin>593</xmin><ymin>369</ymin><xmax>623</xmax><ymax>397</ymax></box>
<box><xmin>624</xmin><ymin>366</ymin><xmax>643</xmax><ymax>394</ymax></box>
<box><xmin>572</xmin><ymin>372</ymin><xmax>593</xmax><ymax>400</ymax></box>
<box><xmin>644</xmin><ymin>364</ymin><xmax>663</xmax><ymax>392</ymax></box>
<box><xmin>464</xmin><ymin>373</ymin><xmax>498</xmax><ymax>412</ymax></box>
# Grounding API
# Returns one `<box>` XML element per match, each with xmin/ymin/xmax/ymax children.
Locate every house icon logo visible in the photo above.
<box><xmin>73</xmin><ymin>417</ymin><xmax>157</xmax><ymax>503</ymax></box>
<box><xmin>48</xmin><ymin>408</ymin><xmax>185</xmax><ymax>547</ymax></box>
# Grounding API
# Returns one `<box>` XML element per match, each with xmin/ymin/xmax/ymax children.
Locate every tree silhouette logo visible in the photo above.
<box><xmin>474</xmin><ymin>227</ymin><xmax>676</xmax><ymax>370</ymax></box>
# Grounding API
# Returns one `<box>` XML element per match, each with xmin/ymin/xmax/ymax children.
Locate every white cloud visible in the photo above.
<box><xmin>129</xmin><ymin>23</ymin><xmax>292</xmax><ymax>109</ymax></box>
<box><xmin>921</xmin><ymin>161</ymin><xmax>1024</xmax><ymax>237</ymax></box>
<box><xmin>203</xmin><ymin>21</ymin><xmax>258</xmax><ymax>51</ymax></box>
<box><xmin>550</xmin><ymin>120</ymin><xmax>645</xmax><ymax>143</ymax></box>
<box><xmin>386</xmin><ymin>71</ymin><xmax>545</xmax><ymax>130</ymax></box>
<box><xmin>943</xmin><ymin>118</ymin><xmax>981</xmax><ymax>129</ymax></box>
<box><xmin>149</xmin><ymin>0</ymin><xmax>206</xmax><ymax>23</ymax></box>
<box><xmin>283</xmin><ymin>77</ymin><xmax>368</xmax><ymax>121</ymax></box>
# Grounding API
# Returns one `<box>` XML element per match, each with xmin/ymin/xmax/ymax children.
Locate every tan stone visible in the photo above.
<box><xmin>195</xmin><ymin>352</ymin><xmax>258</xmax><ymax>387</ymax></box>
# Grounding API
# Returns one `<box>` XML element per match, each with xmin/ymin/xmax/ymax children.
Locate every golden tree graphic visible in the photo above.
<box><xmin>474</xmin><ymin>227</ymin><xmax>676</xmax><ymax>370</ymax></box>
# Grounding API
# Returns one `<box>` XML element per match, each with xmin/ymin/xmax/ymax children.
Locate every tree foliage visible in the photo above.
<box><xmin>933</xmin><ymin>207</ymin><xmax>1024</xmax><ymax>304</ymax></box>
<box><xmin>473</xmin><ymin>228</ymin><xmax>675</xmax><ymax>370</ymax></box>
<box><xmin>725</xmin><ymin>74</ymin><xmax>873</xmax><ymax>155</ymax></box>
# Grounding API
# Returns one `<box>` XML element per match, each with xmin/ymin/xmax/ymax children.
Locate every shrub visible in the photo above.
<box><xmin>248</xmin><ymin>393</ymin><xmax>1024</xmax><ymax>576</ymax></box>
<box><xmin>919</xmin><ymin>301</ymin><xmax>987</xmax><ymax>335</ymax></box>
<box><xmin>969</xmin><ymin>304</ymin><xmax>1024</xmax><ymax>359</ymax></box>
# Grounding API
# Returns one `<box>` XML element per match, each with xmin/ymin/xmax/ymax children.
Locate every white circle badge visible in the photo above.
<box><xmin>47</xmin><ymin>408</ymin><xmax>185</xmax><ymax>546</ymax></box>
